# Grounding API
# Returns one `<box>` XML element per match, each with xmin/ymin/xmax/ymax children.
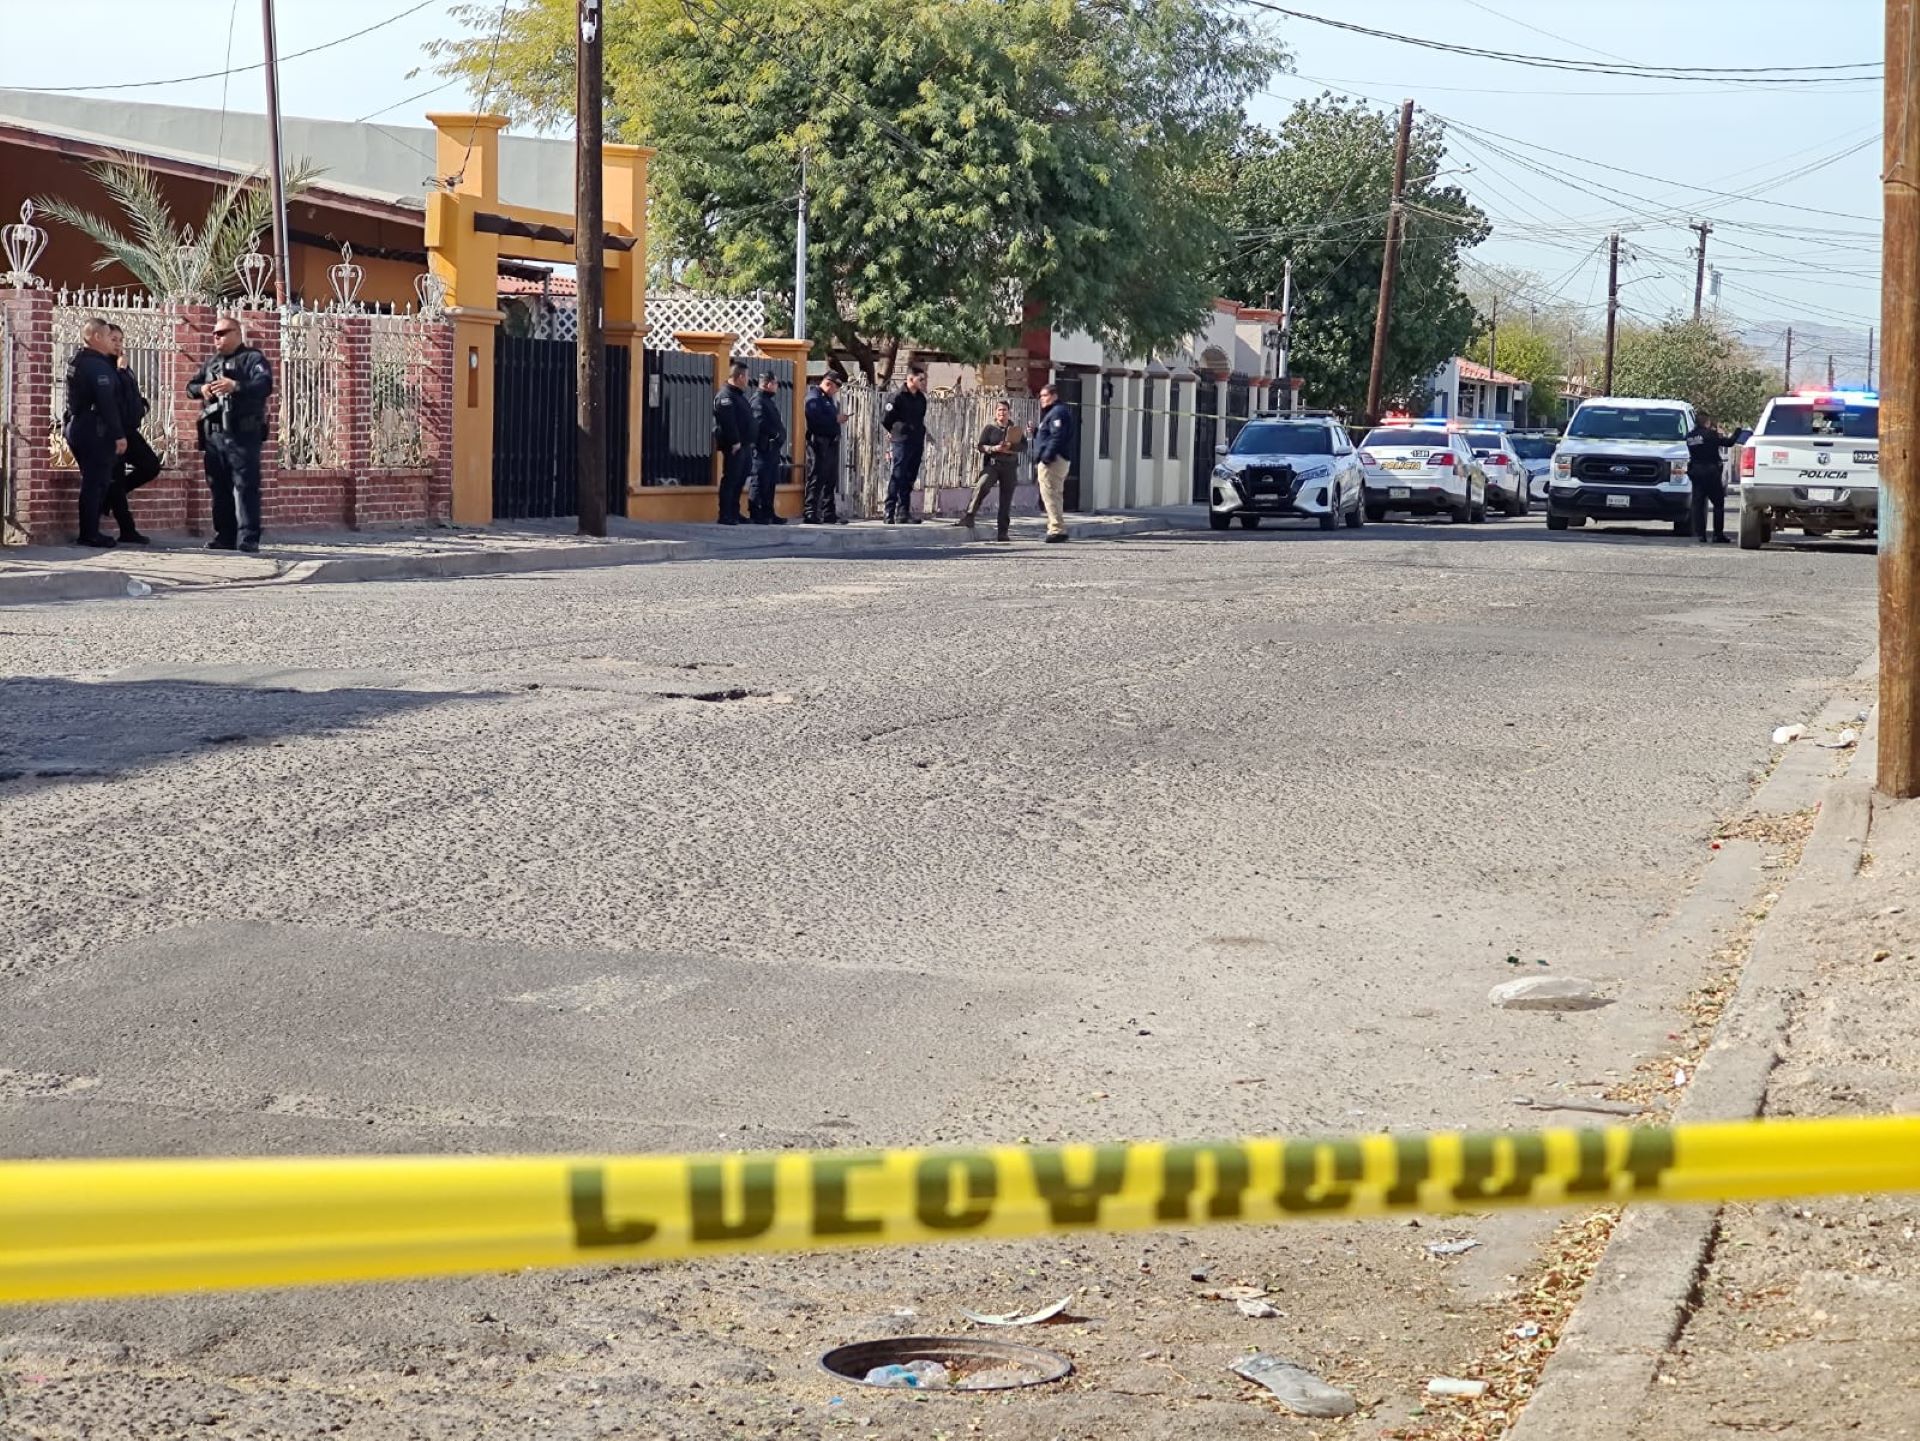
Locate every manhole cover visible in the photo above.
<box><xmin>819</xmin><ymin>1335</ymin><xmax>1072</xmax><ymax>1392</ymax></box>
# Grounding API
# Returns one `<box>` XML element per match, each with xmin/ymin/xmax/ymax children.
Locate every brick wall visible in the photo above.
<box><xmin>0</xmin><ymin>292</ymin><xmax>454</xmax><ymax>546</ymax></box>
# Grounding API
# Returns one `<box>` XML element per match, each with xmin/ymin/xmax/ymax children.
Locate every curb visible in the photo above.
<box><xmin>0</xmin><ymin>569</ymin><xmax>137</xmax><ymax>607</ymax></box>
<box><xmin>1510</xmin><ymin>689</ymin><xmax>1876</xmax><ymax>1441</ymax></box>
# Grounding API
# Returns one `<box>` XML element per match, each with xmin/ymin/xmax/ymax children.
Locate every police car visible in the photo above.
<box><xmin>1738</xmin><ymin>389</ymin><xmax>1878</xmax><ymax>549</ymax></box>
<box><xmin>1546</xmin><ymin>397</ymin><xmax>1696</xmax><ymax>533</ymax></box>
<box><xmin>1508</xmin><ymin>430</ymin><xmax>1559</xmax><ymax>504</ymax></box>
<box><xmin>1463</xmin><ymin>426</ymin><xmax>1531</xmax><ymax>517</ymax></box>
<box><xmin>1207</xmin><ymin>412</ymin><xmax>1366</xmax><ymax>531</ymax></box>
<box><xmin>1357</xmin><ymin>417</ymin><xmax>1488</xmax><ymax>523</ymax></box>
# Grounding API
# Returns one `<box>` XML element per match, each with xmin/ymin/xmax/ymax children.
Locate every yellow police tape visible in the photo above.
<box><xmin>4</xmin><ymin>1115</ymin><xmax>1916</xmax><ymax>1305</ymax></box>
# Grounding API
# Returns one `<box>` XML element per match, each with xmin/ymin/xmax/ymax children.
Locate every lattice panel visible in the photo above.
<box><xmin>46</xmin><ymin>289</ymin><xmax>180</xmax><ymax>468</ymax></box>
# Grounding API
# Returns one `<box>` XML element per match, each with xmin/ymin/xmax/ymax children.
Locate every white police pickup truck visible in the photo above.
<box><xmin>1547</xmin><ymin>397</ymin><xmax>1696</xmax><ymax>533</ymax></box>
<box><xmin>1738</xmin><ymin>389</ymin><xmax>1879</xmax><ymax>549</ymax></box>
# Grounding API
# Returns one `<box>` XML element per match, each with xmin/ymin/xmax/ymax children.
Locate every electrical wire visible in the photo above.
<box><xmin>6</xmin><ymin>1</ymin><xmax>439</xmax><ymax>94</ymax></box>
<box><xmin>447</xmin><ymin>0</ymin><xmax>514</xmax><ymax>189</ymax></box>
<box><xmin>1236</xmin><ymin>2</ymin><xmax>1880</xmax><ymax>85</ymax></box>
<box><xmin>215</xmin><ymin>0</ymin><xmax>242</xmax><ymax>166</ymax></box>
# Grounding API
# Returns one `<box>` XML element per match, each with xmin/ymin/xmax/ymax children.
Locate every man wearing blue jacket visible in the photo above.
<box><xmin>1031</xmin><ymin>381</ymin><xmax>1076</xmax><ymax>544</ymax></box>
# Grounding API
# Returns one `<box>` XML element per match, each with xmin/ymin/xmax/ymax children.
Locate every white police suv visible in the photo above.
<box><xmin>1207</xmin><ymin>413</ymin><xmax>1366</xmax><ymax>532</ymax></box>
<box><xmin>1738</xmin><ymin>389</ymin><xmax>1878</xmax><ymax>549</ymax></box>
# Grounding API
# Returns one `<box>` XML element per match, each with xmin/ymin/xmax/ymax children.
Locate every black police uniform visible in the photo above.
<box><xmin>881</xmin><ymin>383</ymin><xmax>928</xmax><ymax>522</ymax></box>
<box><xmin>187</xmin><ymin>341</ymin><xmax>274</xmax><ymax>550</ymax></box>
<box><xmin>107</xmin><ymin>362</ymin><xmax>162</xmax><ymax>542</ymax></box>
<box><xmin>1684</xmin><ymin>421</ymin><xmax>1736</xmax><ymax>543</ymax></box>
<box><xmin>62</xmin><ymin>345</ymin><xmax>126</xmax><ymax>545</ymax></box>
<box><xmin>749</xmin><ymin>382</ymin><xmax>788</xmax><ymax>524</ymax></box>
<box><xmin>803</xmin><ymin>383</ymin><xmax>843</xmax><ymax>523</ymax></box>
<box><xmin>712</xmin><ymin>381</ymin><xmax>757</xmax><ymax>524</ymax></box>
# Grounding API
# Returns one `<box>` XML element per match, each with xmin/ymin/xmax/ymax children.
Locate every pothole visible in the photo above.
<box><xmin>657</xmin><ymin>688</ymin><xmax>791</xmax><ymax>705</ymax></box>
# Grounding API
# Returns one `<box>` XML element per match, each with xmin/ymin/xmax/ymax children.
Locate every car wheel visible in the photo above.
<box><xmin>1471</xmin><ymin>499</ymin><xmax>1488</xmax><ymax>523</ymax></box>
<box><xmin>1365</xmin><ymin>504</ymin><xmax>1386</xmax><ymax>523</ymax></box>
<box><xmin>1506</xmin><ymin>489</ymin><xmax>1527</xmax><ymax>518</ymax></box>
<box><xmin>1449</xmin><ymin>495</ymin><xmax>1472</xmax><ymax>523</ymax></box>
<box><xmin>1739</xmin><ymin>503</ymin><xmax>1769</xmax><ymax>550</ymax></box>
<box><xmin>1239</xmin><ymin>514</ymin><xmax>1262</xmax><ymax>529</ymax></box>
<box><xmin>1208</xmin><ymin>510</ymin><xmax>1232</xmax><ymax>531</ymax></box>
<box><xmin>1317</xmin><ymin>506</ymin><xmax>1338</xmax><ymax>531</ymax></box>
<box><xmin>1546</xmin><ymin>513</ymin><xmax>1569</xmax><ymax>532</ymax></box>
<box><xmin>1345</xmin><ymin>493</ymin><xmax>1364</xmax><ymax>528</ymax></box>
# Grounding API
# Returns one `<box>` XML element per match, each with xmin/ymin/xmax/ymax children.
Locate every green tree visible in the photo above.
<box><xmin>1465</xmin><ymin>320</ymin><xmax>1567</xmax><ymax>426</ymax></box>
<box><xmin>1611</xmin><ymin>316</ymin><xmax>1776</xmax><ymax>426</ymax></box>
<box><xmin>37</xmin><ymin>153</ymin><xmax>318</xmax><ymax>300</ymax></box>
<box><xmin>429</xmin><ymin>0</ymin><xmax>1281</xmax><ymax>380</ymax></box>
<box><xmin>1206</xmin><ymin>97</ymin><xmax>1487</xmax><ymax>415</ymax></box>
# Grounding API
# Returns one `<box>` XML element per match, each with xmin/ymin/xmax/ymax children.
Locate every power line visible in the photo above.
<box><xmin>447</xmin><ymin>0</ymin><xmax>514</xmax><ymax>189</ymax></box>
<box><xmin>1237</xmin><ymin>2</ymin><xmax>1880</xmax><ymax>84</ymax></box>
<box><xmin>6</xmin><ymin>1</ymin><xmax>439</xmax><ymax>94</ymax></box>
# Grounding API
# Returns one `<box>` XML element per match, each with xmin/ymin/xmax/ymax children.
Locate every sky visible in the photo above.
<box><xmin>0</xmin><ymin>0</ymin><xmax>1887</xmax><ymax>380</ymax></box>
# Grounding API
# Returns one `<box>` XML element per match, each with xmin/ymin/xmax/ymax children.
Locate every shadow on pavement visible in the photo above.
<box><xmin>0</xmin><ymin>676</ymin><xmax>473</xmax><ymax>789</ymax></box>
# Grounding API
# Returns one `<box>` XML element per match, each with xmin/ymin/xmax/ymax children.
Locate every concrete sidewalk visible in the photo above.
<box><xmin>0</xmin><ymin>507</ymin><xmax>1195</xmax><ymax>605</ymax></box>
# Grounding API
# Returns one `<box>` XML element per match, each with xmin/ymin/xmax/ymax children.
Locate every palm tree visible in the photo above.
<box><xmin>37</xmin><ymin>152</ymin><xmax>321</xmax><ymax>300</ymax></box>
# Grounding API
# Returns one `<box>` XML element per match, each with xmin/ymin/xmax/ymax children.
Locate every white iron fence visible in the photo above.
<box><xmin>837</xmin><ymin>386</ymin><xmax>1038</xmax><ymax>518</ymax></box>
<box><xmin>366</xmin><ymin>313</ymin><xmax>438</xmax><ymax>469</ymax></box>
<box><xmin>278</xmin><ymin>307</ymin><xmax>348</xmax><ymax>470</ymax></box>
<box><xmin>46</xmin><ymin>288</ymin><xmax>179</xmax><ymax>468</ymax></box>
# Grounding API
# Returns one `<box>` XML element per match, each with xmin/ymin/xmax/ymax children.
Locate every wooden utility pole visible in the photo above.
<box><xmin>259</xmin><ymin>0</ymin><xmax>292</xmax><ymax>305</ymax></box>
<box><xmin>1689</xmin><ymin>219</ymin><xmax>1713</xmax><ymax>320</ymax></box>
<box><xmin>1829</xmin><ymin>353</ymin><xmax>1837</xmax><ymax>389</ymax></box>
<box><xmin>1602</xmin><ymin>232</ymin><xmax>1620</xmax><ymax>395</ymax></box>
<box><xmin>1364</xmin><ymin>99</ymin><xmax>1415</xmax><ymax>423</ymax></box>
<box><xmin>575</xmin><ymin>0</ymin><xmax>607</xmax><ymax>536</ymax></box>
<box><xmin>1784</xmin><ymin>325</ymin><xmax>1795</xmax><ymax>389</ymax></box>
<box><xmin>1884</xmin><ymin>0</ymin><xmax>1920</xmax><ymax>796</ymax></box>
<box><xmin>793</xmin><ymin>148</ymin><xmax>809</xmax><ymax>342</ymax></box>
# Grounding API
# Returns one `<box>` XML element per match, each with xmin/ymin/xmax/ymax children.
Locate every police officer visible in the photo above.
<box><xmin>881</xmin><ymin>363</ymin><xmax>929</xmax><ymax>523</ymax></box>
<box><xmin>104</xmin><ymin>323</ymin><xmax>161</xmax><ymax>545</ymax></box>
<box><xmin>1685</xmin><ymin>414</ymin><xmax>1738</xmax><ymax>545</ymax></box>
<box><xmin>1031</xmin><ymin>381</ymin><xmax>1077</xmax><ymax>544</ymax></box>
<box><xmin>749</xmin><ymin>371</ymin><xmax>788</xmax><ymax>525</ymax></box>
<box><xmin>803</xmin><ymin>370</ymin><xmax>844</xmax><ymax>524</ymax></box>
<box><xmin>187</xmin><ymin>315</ymin><xmax>274</xmax><ymax>552</ymax></box>
<box><xmin>712</xmin><ymin>360</ymin><xmax>757</xmax><ymax>525</ymax></box>
<box><xmin>62</xmin><ymin>317</ymin><xmax>126</xmax><ymax>547</ymax></box>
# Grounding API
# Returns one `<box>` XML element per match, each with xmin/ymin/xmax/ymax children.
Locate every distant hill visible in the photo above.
<box><xmin>1734</xmin><ymin>319</ymin><xmax>1876</xmax><ymax>390</ymax></box>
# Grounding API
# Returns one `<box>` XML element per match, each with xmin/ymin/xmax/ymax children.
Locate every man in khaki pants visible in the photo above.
<box><xmin>1031</xmin><ymin>381</ymin><xmax>1077</xmax><ymax>544</ymax></box>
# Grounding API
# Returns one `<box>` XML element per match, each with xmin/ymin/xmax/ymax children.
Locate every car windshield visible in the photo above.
<box><xmin>1232</xmin><ymin>421</ymin><xmax>1333</xmax><ymax>456</ymax></box>
<box><xmin>1759</xmin><ymin>404</ymin><xmax>1879</xmax><ymax>439</ymax></box>
<box><xmin>1467</xmin><ymin>432</ymin><xmax>1505</xmax><ymax>454</ymax></box>
<box><xmin>1362</xmin><ymin>427</ymin><xmax>1450</xmax><ymax>449</ymax></box>
<box><xmin>1509</xmin><ymin>437</ymin><xmax>1556</xmax><ymax>460</ymax></box>
<box><xmin>1566</xmin><ymin>406</ymin><xmax>1689</xmax><ymax>441</ymax></box>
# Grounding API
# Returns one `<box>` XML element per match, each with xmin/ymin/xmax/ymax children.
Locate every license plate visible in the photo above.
<box><xmin>1855</xmin><ymin>450</ymin><xmax>1879</xmax><ymax>465</ymax></box>
<box><xmin>1809</xmin><ymin>487</ymin><xmax>1840</xmax><ymax>502</ymax></box>
<box><xmin>1389</xmin><ymin>487</ymin><xmax>1410</xmax><ymax>500</ymax></box>
<box><xmin>1605</xmin><ymin>494</ymin><xmax>1629</xmax><ymax>508</ymax></box>
<box><xmin>1383</xmin><ymin>460</ymin><xmax>1419</xmax><ymax>471</ymax></box>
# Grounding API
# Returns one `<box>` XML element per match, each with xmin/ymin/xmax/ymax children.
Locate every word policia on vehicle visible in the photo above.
<box><xmin>8</xmin><ymin>1117</ymin><xmax>1918</xmax><ymax>1306</ymax></box>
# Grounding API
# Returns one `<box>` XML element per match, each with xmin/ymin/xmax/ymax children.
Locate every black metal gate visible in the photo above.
<box><xmin>492</xmin><ymin>337</ymin><xmax>629</xmax><ymax>520</ymax></box>
<box><xmin>1226</xmin><ymin>376</ymin><xmax>1252</xmax><ymax>451</ymax></box>
<box><xmin>1192</xmin><ymin>379</ymin><xmax>1221</xmax><ymax>502</ymax></box>
<box><xmin>639</xmin><ymin>347</ymin><xmax>719</xmax><ymax>488</ymax></box>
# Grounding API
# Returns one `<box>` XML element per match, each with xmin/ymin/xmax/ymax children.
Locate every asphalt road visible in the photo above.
<box><xmin>0</xmin><ymin>514</ymin><xmax>1880</xmax><ymax>1438</ymax></box>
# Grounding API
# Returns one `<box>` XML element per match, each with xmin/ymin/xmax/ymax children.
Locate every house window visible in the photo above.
<box><xmin>1496</xmin><ymin>384</ymin><xmax>1510</xmax><ymax>415</ymax></box>
<box><xmin>1141</xmin><ymin>376</ymin><xmax>1157</xmax><ymax>458</ymax></box>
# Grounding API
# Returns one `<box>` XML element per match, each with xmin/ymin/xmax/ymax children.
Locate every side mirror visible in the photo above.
<box><xmin>1215</xmin><ymin>443</ymin><xmax>1229</xmax><ymax>457</ymax></box>
<box><xmin>1733</xmin><ymin>427</ymin><xmax>1753</xmax><ymax>444</ymax></box>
